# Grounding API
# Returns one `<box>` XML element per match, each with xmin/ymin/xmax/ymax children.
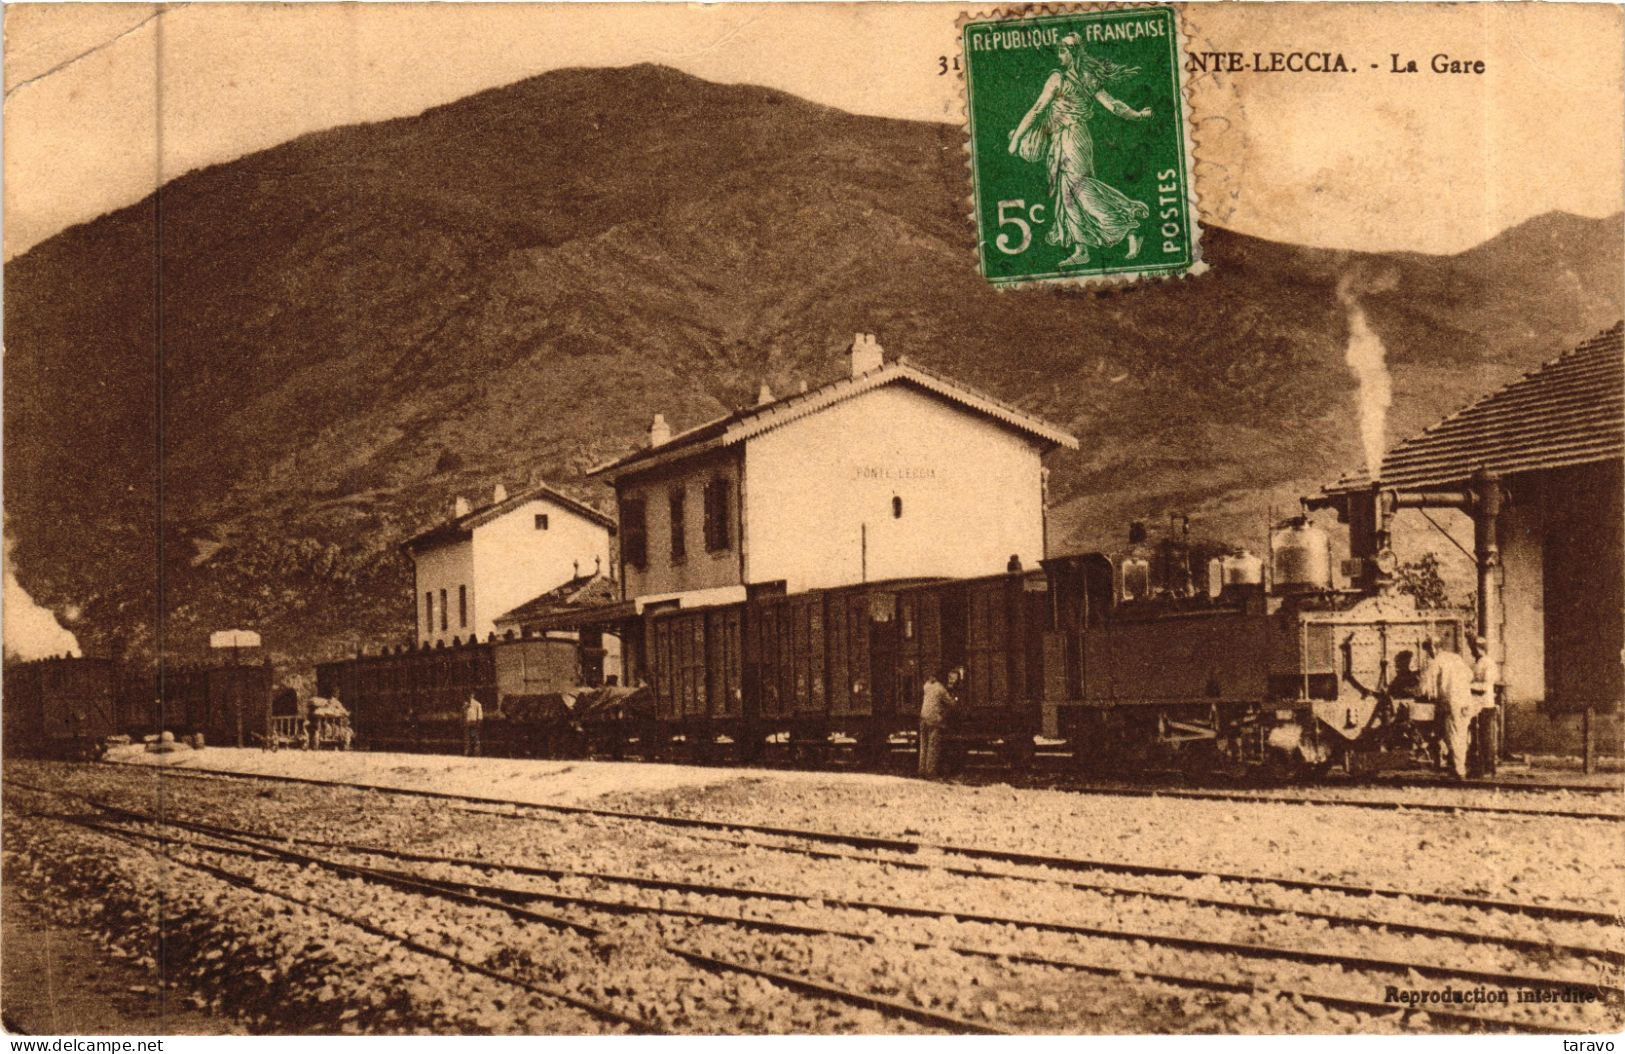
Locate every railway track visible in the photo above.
<box><xmin>5</xmin><ymin>785</ymin><xmax>1003</xmax><ymax>1035</ymax></box>
<box><xmin>5</xmin><ymin>804</ymin><xmax>664</xmax><ymax>1034</ymax></box>
<box><xmin>123</xmin><ymin>764</ymin><xmax>1623</xmax><ymax>926</ymax></box>
<box><xmin>10</xmin><ymin>781</ymin><xmax>1611</xmax><ymax>1036</ymax></box>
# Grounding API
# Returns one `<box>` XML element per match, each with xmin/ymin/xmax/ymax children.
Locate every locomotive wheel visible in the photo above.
<box><xmin>736</xmin><ymin>732</ymin><xmax>765</xmax><ymax>764</ymax></box>
<box><xmin>1001</xmin><ymin>735</ymin><xmax>1037</xmax><ymax>771</ymax></box>
<box><xmin>853</xmin><ymin>733</ymin><xmax>890</xmax><ymax>769</ymax></box>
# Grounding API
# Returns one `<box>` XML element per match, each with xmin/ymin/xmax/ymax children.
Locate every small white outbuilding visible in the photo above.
<box><xmin>405</xmin><ymin>482</ymin><xmax>615</xmax><ymax>647</ymax></box>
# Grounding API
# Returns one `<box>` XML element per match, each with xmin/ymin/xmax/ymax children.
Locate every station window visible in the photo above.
<box><xmin>535</xmin><ymin>513</ymin><xmax>549</xmax><ymax>531</ymax></box>
<box><xmin>459</xmin><ymin>585</ymin><xmax>468</xmax><ymax>628</ymax></box>
<box><xmin>622</xmin><ymin>498</ymin><xmax>648</xmax><ymax>569</ymax></box>
<box><xmin>892</xmin><ymin>495</ymin><xmax>903</xmax><ymax>519</ymax></box>
<box><xmin>669</xmin><ymin>488</ymin><xmax>687</xmax><ymax>561</ymax></box>
<box><xmin>425</xmin><ymin>592</ymin><xmax>434</xmax><ymax>634</ymax></box>
<box><xmin>703</xmin><ymin>479</ymin><xmax>731</xmax><ymax>552</ymax></box>
<box><xmin>439</xmin><ymin>589</ymin><xmax>448</xmax><ymax>631</ymax></box>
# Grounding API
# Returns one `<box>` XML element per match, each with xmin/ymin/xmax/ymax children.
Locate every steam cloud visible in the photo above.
<box><xmin>3</xmin><ymin>532</ymin><xmax>81</xmax><ymax>661</ymax></box>
<box><xmin>1336</xmin><ymin>276</ymin><xmax>1392</xmax><ymax>480</ymax></box>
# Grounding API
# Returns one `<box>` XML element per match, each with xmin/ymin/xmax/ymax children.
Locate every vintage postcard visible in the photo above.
<box><xmin>2</xmin><ymin>1</ymin><xmax>1622</xmax><ymax>1042</ymax></box>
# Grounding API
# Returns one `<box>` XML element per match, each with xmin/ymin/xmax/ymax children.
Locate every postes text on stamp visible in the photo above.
<box><xmin>961</xmin><ymin>6</ymin><xmax>1201</xmax><ymax>287</ymax></box>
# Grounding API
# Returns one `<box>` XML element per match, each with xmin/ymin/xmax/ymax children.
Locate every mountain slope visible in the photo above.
<box><xmin>6</xmin><ymin>65</ymin><xmax>1621</xmax><ymax>673</ymax></box>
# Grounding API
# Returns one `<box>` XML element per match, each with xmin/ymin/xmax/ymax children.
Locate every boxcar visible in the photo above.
<box><xmin>160</xmin><ymin>661</ymin><xmax>275</xmax><ymax>747</ymax></box>
<box><xmin>895</xmin><ymin>570</ymin><xmax>1052</xmax><ymax>756</ymax></box>
<box><xmin>647</xmin><ymin>602</ymin><xmax>745</xmax><ymax>749</ymax></box>
<box><xmin>2</xmin><ymin>656</ymin><xmax>122</xmax><ymax>757</ymax></box>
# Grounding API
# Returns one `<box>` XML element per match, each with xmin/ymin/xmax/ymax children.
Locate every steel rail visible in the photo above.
<box><xmin>371</xmin><ymin>864</ymin><xmax>1607</xmax><ymax>1035</ymax></box>
<box><xmin>984</xmin><ymin>780</ymin><xmax>1625</xmax><ymax>823</ymax></box>
<box><xmin>63</xmin><ymin>802</ymin><xmax>1596</xmax><ymax>1037</ymax></box>
<box><xmin>99</xmin><ymin>763</ymin><xmax>1623</xmax><ymax>925</ymax></box>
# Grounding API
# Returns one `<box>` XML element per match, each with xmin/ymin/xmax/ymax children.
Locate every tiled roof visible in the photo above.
<box><xmin>1326</xmin><ymin>322</ymin><xmax>1623</xmax><ymax>495</ymax></box>
<box><xmin>588</xmin><ymin>356</ymin><xmax>1079</xmax><ymax>481</ymax></box>
<box><xmin>493</xmin><ymin>574</ymin><xmax>622</xmax><ymax>629</ymax></box>
<box><xmin>405</xmin><ymin>482</ymin><xmax>614</xmax><ymax>552</ymax></box>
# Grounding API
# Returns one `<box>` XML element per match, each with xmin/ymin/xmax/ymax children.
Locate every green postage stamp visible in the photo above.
<box><xmin>960</xmin><ymin>5</ymin><xmax>1202</xmax><ymax>287</ymax></box>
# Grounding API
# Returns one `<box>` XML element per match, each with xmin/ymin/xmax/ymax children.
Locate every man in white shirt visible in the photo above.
<box><xmin>463</xmin><ymin>695</ymin><xmax>485</xmax><ymax>757</ymax></box>
<box><xmin>918</xmin><ymin>670</ymin><xmax>957</xmax><ymax>778</ymax></box>
<box><xmin>1468</xmin><ymin>634</ymin><xmax>1499</xmax><ymax>777</ymax></box>
<box><xmin>1421</xmin><ymin>637</ymin><xmax>1477</xmax><ymax>779</ymax></box>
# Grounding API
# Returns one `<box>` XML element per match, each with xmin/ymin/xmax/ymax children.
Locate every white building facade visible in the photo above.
<box><xmin>590</xmin><ymin>334</ymin><xmax>1077</xmax><ymax>606</ymax></box>
<box><xmin>406</xmin><ymin>484</ymin><xmax>616</xmax><ymax>647</ymax></box>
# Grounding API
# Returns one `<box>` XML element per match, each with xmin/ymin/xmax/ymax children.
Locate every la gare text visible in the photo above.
<box><xmin>1188</xmin><ymin>52</ymin><xmax>1486</xmax><ymax>75</ymax></box>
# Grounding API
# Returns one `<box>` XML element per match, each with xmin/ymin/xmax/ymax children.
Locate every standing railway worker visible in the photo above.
<box><xmin>1468</xmin><ymin>635</ymin><xmax>1499</xmax><ymax>776</ymax></box>
<box><xmin>1421</xmin><ymin>637</ymin><xmax>1476</xmax><ymax>780</ymax></box>
<box><xmin>918</xmin><ymin>669</ymin><xmax>955</xmax><ymax>778</ymax></box>
<box><xmin>463</xmin><ymin>694</ymin><xmax>485</xmax><ymax>757</ymax></box>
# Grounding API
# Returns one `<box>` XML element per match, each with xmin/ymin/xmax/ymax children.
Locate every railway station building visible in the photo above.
<box><xmin>1322</xmin><ymin>323</ymin><xmax>1623</xmax><ymax>762</ymax></box>
<box><xmin>404</xmin><ymin>482</ymin><xmax>616</xmax><ymax>648</ymax></box>
<box><xmin>587</xmin><ymin>334</ymin><xmax>1079</xmax><ymax>611</ymax></box>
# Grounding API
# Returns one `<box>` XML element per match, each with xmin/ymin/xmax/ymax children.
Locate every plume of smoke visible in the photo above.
<box><xmin>1336</xmin><ymin>275</ymin><xmax>1392</xmax><ymax>480</ymax></box>
<box><xmin>3</xmin><ymin>532</ymin><xmax>81</xmax><ymax>661</ymax></box>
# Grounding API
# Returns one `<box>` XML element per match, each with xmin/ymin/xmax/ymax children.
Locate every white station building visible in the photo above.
<box><xmin>588</xmin><ymin>334</ymin><xmax>1079</xmax><ymax>609</ymax></box>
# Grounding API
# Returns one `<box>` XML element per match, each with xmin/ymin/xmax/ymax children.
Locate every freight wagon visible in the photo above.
<box><xmin>2</xmin><ymin>656</ymin><xmax>123</xmax><ymax>758</ymax></box>
<box><xmin>315</xmin><ymin>633</ymin><xmax>583</xmax><ymax>752</ymax></box>
<box><xmin>158</xmin><ymin>661</ymin><xmax>276</xmax><ymax>747</ymax></box>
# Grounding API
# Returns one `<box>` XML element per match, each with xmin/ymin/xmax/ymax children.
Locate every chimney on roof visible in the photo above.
<box><xmin>799</xmin><ymin>379</ymin><xmax>809</xmax><ymax>394</ymax></box>
<box><xmin>649</xmin><ymin>413</ymin><xmax>671</xmax><ymax>448</ymax></box>
<box><xmin>850</xmin><ymin>333</ymin><xmax>883</xmax><ymax>377</ymax></box>
<box><xmin>492</xmin><ymin>482</ymin><xmax>508</xmax><ymax>504</ymax></box>
<box><xmin>757</xmin><ymin>382</ymin><xmax>775</xmax><ymax>406</ymax></box>
<box><xmin>454</xmin><ymin>496</ymin><xmax>472</xmax><ymax>518</ymax></box>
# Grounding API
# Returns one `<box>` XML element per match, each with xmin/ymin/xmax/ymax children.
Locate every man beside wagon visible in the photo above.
<box><xmin>918</xmin><ymin>667</ymin><xmax>963</xmax><ymax>779</ymax></box>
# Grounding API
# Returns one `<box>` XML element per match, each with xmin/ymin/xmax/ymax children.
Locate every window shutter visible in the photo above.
<box><xmin>704</xmin><ymin>479</ymin><xmax>732</xmax><ymax>552</ymax></box>
<box><xmin>669</xmin><ymin>488</ymin><xmax>686</xmax><ymax>561</ymax></box>
<box><xmin>623</xmin><ymin>498</ymin><xmax>647</xmax><ymax>569</ymax></box>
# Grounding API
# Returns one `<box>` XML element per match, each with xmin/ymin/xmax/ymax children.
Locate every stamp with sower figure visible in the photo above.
<box><xmin>960</xmin><ymin>6</ymin><xmax>1202</xmax><ymax>287</ymax></box>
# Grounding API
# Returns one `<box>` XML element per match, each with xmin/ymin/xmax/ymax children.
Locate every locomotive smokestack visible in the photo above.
<box><xmin>1336</xmin><ymin>275</ymin><xmax>1391</xmax><ymax>482</ymax></box>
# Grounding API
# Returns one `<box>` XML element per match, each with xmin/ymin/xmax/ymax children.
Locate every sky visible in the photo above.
<box><xmin>3</xmin><ymin>2</ymin><xmax>1624</xmax><ymax>261</ymax></box>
